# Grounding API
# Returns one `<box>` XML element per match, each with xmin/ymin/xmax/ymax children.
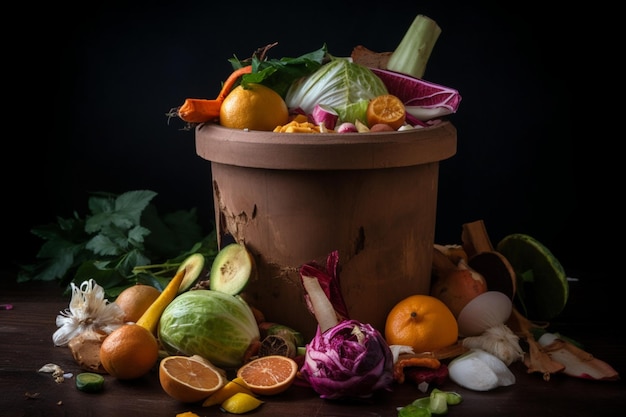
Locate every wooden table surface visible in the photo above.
<box><xmin>1</xmin><ymin>269</ymin><xmax>624</xmax><ymax>417</ymax></box>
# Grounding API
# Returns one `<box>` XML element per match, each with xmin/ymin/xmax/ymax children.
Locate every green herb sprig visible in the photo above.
<box><xmin>18</xmin><ymin>190</ymin><xmax>218</xmax><ymax>296</ymax></box>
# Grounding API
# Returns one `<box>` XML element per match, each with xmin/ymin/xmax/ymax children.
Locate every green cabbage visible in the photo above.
<box><xmin>158</xmin><ymin>290</ymin><xmax>259</xmax><ymax>368</ymax></box>
<box><xmin>285</xmin><ymin>57</ymin><xmax>388</xmax><ymax>124</ymax></box>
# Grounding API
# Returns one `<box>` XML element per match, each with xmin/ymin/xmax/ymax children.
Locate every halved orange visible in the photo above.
<box><xmin>159</xmin><ymin>355</ymin><xmax>226</xmax><ymax>403</ymax></box>
<box><xmin>236</xmin><ymin>355</ymin><xmax>297</xmax><ymax>396</ymax></box>
<box><xmin>366</xmin><ymin>94</ymin><xmax>406</xmax><ymax>130</ymax></box>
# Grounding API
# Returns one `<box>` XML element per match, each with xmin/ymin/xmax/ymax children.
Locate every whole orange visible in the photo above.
<box><xmin>99</xmin><ymin>323</ymin><xmax>159</xmax><ymax>380</ymax></box>
<box><xmin>384</xmin><ymin>294</ymin><xmax>458</xmax><ymax>353</ymax></box>
<box><xmin>219</xmin><ymin>83</ymin><xmax>289</xmax><ymax>131</ymax></box>
<box><xmin>115</xmin><ymin>284</ymin><xmax>161</xmax><ymax>323</ymax></box>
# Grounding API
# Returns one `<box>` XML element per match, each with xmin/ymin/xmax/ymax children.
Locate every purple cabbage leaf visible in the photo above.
<box><xmin>299</xmin><ymin>251</ymin><xmax>394</xmax><ymax>400</ymax></box>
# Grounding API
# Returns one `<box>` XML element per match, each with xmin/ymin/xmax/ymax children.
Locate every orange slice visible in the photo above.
<box><xmin>236</xmin><ymin>355</ymin><xmax>298</xmax><ymax>396</ymax></box>
<box><xmin>159</xmin><ymin>355</ymin><xmax>226</xmax><ymax>403</ymax></box>
<box><xmin>366</xmin><ymin>94</ymin><xmax>406</xmax><ymax>130</ymax></box>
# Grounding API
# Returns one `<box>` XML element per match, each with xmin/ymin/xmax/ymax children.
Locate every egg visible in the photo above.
<box><xmin>456</xmin><ymin>291</ymin><xmax>513</xmax><ymax>337</ymax></box>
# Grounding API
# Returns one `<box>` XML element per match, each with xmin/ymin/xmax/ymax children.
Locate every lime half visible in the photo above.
<box><xmin>496</xmin><ymin>233</ymin><xmax>569</xmax><ymax>321</ymax></box>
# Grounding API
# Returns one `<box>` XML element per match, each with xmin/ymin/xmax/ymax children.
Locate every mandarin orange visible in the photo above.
<box><xmin>115</xmin><ymin>284</ymin><xmax>161</xmax><ymax>323</ymax></box>
<box><xmin>366</xmin><ymin>94</ymin><xmax>406</xmax><ymax>130</ymax></box>
<box><xmin>385</xmin><ymin>294</ymin><xmax>458</xmax><ymax>353</ymax></box>
<box><xmin>99</xmin><ymin>323</ymin><xmax>159</xmax><ymax>380</ymax></box>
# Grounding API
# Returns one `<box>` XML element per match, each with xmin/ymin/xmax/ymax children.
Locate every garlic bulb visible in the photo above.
<box><xmin>462</xmin><ymin>323</ymin><xmax>524</xmax><ymax>365</ymax></box>
<box><xmin>53</xmin><ymin>279</ymin><xmax>125</xmax><ymax>346</ymax></box>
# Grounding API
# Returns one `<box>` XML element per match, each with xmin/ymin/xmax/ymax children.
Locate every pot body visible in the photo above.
<box><xmin>196</xmin><ymin>122</ymin><xmax>457</xmax><ymax>341</ymax></box>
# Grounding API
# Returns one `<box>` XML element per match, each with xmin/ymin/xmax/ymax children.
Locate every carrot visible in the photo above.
<box><xmin>216</xmin><ymin>65</ymin><xmax>253</xmax><ymax>101</ymax></box>
<box><xmin>177</xmin><ymin>98</ymin><xmax>222</xmax><ymax>123</ymax></box>
<box><xmin>177</xmin><ymin>65</ymin><xmax>253</xmax><ymax>123</ymax></box>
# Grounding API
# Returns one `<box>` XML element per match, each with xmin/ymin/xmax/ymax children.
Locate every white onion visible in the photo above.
<box><xmin>448</xmin><ymin>349</ymin><xmax>516</xmax><ymax>391</ymax></box>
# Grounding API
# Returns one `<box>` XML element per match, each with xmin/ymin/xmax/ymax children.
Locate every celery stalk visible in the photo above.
<box><xmin>386</xmin><ymin>14</ymin><xmax>441</xmax><ymax>79</ymax></box>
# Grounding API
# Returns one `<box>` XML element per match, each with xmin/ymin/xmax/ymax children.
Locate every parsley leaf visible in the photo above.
<box><xmin>18</xmin><ymin>190</ymin><xmax>218</xmax><ymax>296</ymax></box>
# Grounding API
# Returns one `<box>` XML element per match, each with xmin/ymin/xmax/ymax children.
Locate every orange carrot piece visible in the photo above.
<box><xmin>177</xmin><ymin>65</ymin><xmax>253</xmax><ymax>123</ymax></box>
<box><xmin>216</xmin><ymin>65</ymin><xmax>253</xmax><ymax>101</ymax></box>
<box><xmin>177</xmin><ymin>98</ymin><xmax>222</xmax><ymax>123</ymax></box>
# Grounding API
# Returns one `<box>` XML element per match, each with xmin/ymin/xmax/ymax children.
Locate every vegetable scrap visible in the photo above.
<box><xmin>274</xmin><ymin>119</ymin><xmax>330</xmax><ymax>133</ymax></box>
<box><xmin>176</xmin><ymin>65</ymin><xmax>253</xmax><ymax>123</ymax></box>
<box><xmin>176</xmin><ymin>412</ymin><xmax>200</xmax><ymax>417</ymax></box>
<box><xmin>298</xmin><ymin>251</ymin><xmax>394</xmax><ymax>400</ymax></box>
<box><xmin>53</xmin><ymin>279</ymin><xmax>124</xmax><ymax>347</ymax></box>
<box><xmin>398</xmin><ymin>388</ymin><xmax>463</xmax><ymax>416</ymax></box>
<box><xmin>537</xmin><ymin>333</ymin><xmax>619</xmax><ymax>381</ymax></box>
<box><xmin>448</xmin><ymin>349</ymin><xmax>516</xmax><ymax>391</ymax></box>
<box><xmin>393</xmin><ymin>355</ymin><xmax>442</xmax><ymax>384</ymax></box>
<box><xmin>38</xmin><ymin>363</ymin><xmax>67</xmax><ymax>384</ymax></box>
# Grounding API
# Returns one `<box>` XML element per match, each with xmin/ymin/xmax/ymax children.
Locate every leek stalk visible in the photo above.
<box><xmin>386</xmin><ymin>14</ymin><xmax>442</xmax><ymax>79</ymax></box>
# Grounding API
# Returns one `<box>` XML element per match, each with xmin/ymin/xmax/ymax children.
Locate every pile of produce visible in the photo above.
<box><xmin>47</xmin><ymin>223</ymin><xmax>620</xmax><ymax>416</ymax></box>
<box><xmin>169</xmin><ymin>14</ymin><xmax>462</xmax><ymax>134</ymax></box>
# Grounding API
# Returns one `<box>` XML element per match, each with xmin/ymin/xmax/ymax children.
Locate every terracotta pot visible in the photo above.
<box><xmin>195</xmin><ymin>122</ymin><xmax>457</xmax><ymax>341</ymax></box>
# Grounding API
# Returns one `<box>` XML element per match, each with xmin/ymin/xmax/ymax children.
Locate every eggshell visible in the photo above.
<box><xmin>457</xmin><ymin>291</ymin><xmax>512</xmax><ymax>337</ymax></box>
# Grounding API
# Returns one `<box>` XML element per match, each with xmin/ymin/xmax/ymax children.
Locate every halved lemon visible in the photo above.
<box><xmin>221</xmin><ymin>392</ymin><xmax>264</xmax><ymax>414</ymax></box>
<box><xmin>202</xmin><ymin>377</ymin><xmax>255</xmax><ymax>407</ymax></box>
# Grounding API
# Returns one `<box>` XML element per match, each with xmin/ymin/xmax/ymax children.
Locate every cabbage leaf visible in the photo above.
<box><xmin>285</xmin><ymin>57</ymin><xmax>388</xmax><ymax>124</ymax></box>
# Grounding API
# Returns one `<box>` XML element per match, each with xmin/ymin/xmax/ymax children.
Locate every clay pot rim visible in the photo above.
<box><xmin>195</xmin><ymin>121</ymin><xmax>457</xmax><ymax>170</ymax></box>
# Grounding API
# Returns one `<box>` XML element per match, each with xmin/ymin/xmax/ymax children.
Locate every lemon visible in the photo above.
<box><xmin>220</xmin><ymin>392</ymin><xmax>264</xmax><ymax>414</ymax></box>
<box><xmin>497</xmin><ymin>233</ymin><xmax>569</xmax><ymax>320</ymax></box>
<box><xmin>202</xmin><ymin>377</ymin><xmax>255</xmax><ymax>407</ymax></box>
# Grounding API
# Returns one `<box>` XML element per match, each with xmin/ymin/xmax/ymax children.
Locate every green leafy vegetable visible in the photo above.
<box><xmin>229</xmin><ymin>44</ymin><xmax>328</xmax><ymax>98</ymax></box>
<box><xmin>18</xmin><ymin>190</ymin><xmax>218</xmax><ymax>296</ymax></box>
<box><xmin>284</xmin><ymin>57</ymin><xmax>388</xmax><ymax>125</ymax></box>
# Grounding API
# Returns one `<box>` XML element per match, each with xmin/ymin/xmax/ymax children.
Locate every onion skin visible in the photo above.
<box><xmin>311</xmin><ymin>104</ymin><xmax>338</xmax><ymax>130</ymax></box>
<box><xmin>430</xmin><ymin>260</ymin><xmax>487</xmax><ymax>318</ymax></box>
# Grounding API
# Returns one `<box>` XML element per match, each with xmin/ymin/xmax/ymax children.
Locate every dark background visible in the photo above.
<box><xmin>10</xmin><ymin>1</ymin><xmax>616</xmax><ymax>289</ymax></box>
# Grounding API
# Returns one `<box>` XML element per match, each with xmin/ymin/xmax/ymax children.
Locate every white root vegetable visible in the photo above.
<box><xmin>448</xmin><ymin>349</ymin><xmax>515</xmax><ymax>391</ymax></box>
<box><xmin>336</xmin><ymin>122</ymin><xmax>358</xmax><ymax>133</ymax></box>
<box><xmin>301</xmin><ymin>275</ymin><xmax>339</xmax><ymax>333</ymax></box>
